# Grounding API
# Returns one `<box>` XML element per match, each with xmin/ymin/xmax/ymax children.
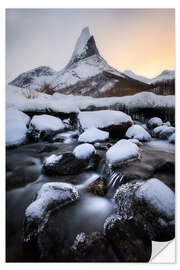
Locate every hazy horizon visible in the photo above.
<box><xmin>6</xmin><ymin>8</ymin><xmax>175</xmax><ymax>82</ymax></box>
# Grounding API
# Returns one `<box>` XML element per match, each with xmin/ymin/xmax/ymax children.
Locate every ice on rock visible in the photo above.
<box><xmin>6</xmin><ymin>108</ymin><xmax>30</xmax><ymax>147</ymax></box>
<box><xmin>106</xmin><ymin>139</ymin><xmax>140</xmax><ymax>164</ymax></box>
<box><xmin>78</xmin><ymin>127</ymin><xmax>109</xmax><ymax>143</ymax></box>
<box><xmin>135</xmin><ymin>178</ymin><xmax>175</xmax><ymax>220</ymax></box>
<box><xmin>126</xmin><ymin>124</ymin><xmax>151</xmax><ymax>142</ymax></box>
<box><xmin>73</xmin><ymin>143</ymin><xmax>96</xmax><ymax>160</ymax></box>
<box><xmin>30</xmin><ymin>114</ymin><xmax>65</xmax><ymax>132</ymax></box>
<box><xmin>78</xmin><ymin>110</ymin><xmax>133</xmax><ymax>130</ymax></box>
<box><xmin>147</xmin><ymin>117</ymin><xmax>163</xmax><ymax>129</ymax></box>
<box><xmin>25</xmin><ymin>182</ymin><xmax>79</xmax><ymax>221</ymax></box>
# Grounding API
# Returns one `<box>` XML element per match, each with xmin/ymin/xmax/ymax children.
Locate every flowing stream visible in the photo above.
<box><xmin>6</xmin><ymin>135</ymin><xmax>175</xmax><ymax>262</ymax></box>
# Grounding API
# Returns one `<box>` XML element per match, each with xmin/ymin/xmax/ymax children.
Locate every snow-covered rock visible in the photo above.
<box><xmin>106</xmin><ymin>139</ymin><xmax>140</xmax><ymax>164</ymax></box>
<box><xmin>6</xmin><ymin>109</ymin><xmax>30</xmax><ymax>147</ymax></box>
<box><xmin>126</xmin><ymin>124</ymin><xmax>151</xmax><ymax>142</ymax></box>
<box><xmin>128</xmin><ymin>138</ymin><xmax>143</xmax><ymax>146</ymax></box>
<box><xmin>78</xmin><ymin>127</ymin><xmax>109</xmax><ymax>143</ymax></box>
<box><xmin>25</xmin><ymin>182</ymin><xmax>79</xmax><ymax>222</ymax></box>
<box><xmin>153</xmin><ymin>125</ymin><xmax>175</xmax><ymax>139</ymax></box>
<box><xmin>168</xmin><ymin>133</ymin><xmax>175</xmax><ymax>144</ymax></box>
<box><xmin>135</xmin><ymin>178</ymin><xmax>175</xmax><ymax>221</ymax></box>
<box><xmin>147</xmin><ymin>117</ymin><xmax>163</xmax><ymax>129</ymax></box>
<box><xmin>163</xmin><ymin>121</ymin><xmax>171</xmax><ymax>127</ymax></box>
<box><xmin>44</xmin><ymin>154</ymin><xmax>63</xmax><ymax>166</ymax></box>
<box><xmin>114</xmin><ymin>179</ymin><xmax>175</xmax><ymax>241</ymax></box>
<box><xmin>73</xmin><ymin>143</ymin><xmax>96</xmax><ymax>159</ymax></box>
<box><xmin>42</xmin><ymin>148</ymin><xmax>99</xmax><ymax>176</ymax></box>
<box><xmin>78</xmin><ymin>110</ymin><xmax>132</xmax><ymax>130</ymax></box>
<box><xmin>30</xmin><ymin>114</ymin><xmax>65</xmax><ymax>132</ymax></box>
<box><xmin>78</xmin><ymin>110</ymin><xmax>133</xmax><ymax>138</ymax></box>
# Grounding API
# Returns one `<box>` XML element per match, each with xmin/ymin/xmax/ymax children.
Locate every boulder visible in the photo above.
<box><xmin>42</xmin><ymin>150</ymin><xmax>100</xmax><ymax>176</ymax></box>
<box><xmin>113</xmin><ymin>179</ymin><xmax>175</xmax><ymax>241</ymax></box>
<box><xmin>71</xmin><ymin>232</ymin><xmax>118</xmax><ymax>262</ymax></box>
<box><xmin>78</xmin><ymin>127</ymin><xmax>109</xmax><ymax>143</ymax></box>
<box><xmin>152</xmin><ymin>125</ymin><xmax>175</xmax><ymax>140</ymax></box>
<box><xmin>6</xmin><ymin>109</ymin><xmax>30</xmax><ymax>147</ymax></box>
<box><xmin>24</xmin><ymin>182</ymin><xmax>79</xmax><ymax>261</ymax></box>
<box><xmin>106</xmin><ymin>139</ymin><xmax>140</xmax><ymax>165</ymax></box>
<box><xmin>104</xmin><ymin>215</ymin><xmax>152</xmax><ymax>262</ymax></box>
<box><xmin>27</xmin><ymin>114</ymin><xmax>65</xmax><ymax>142</ymax></box>
<box><xmin>78</xmin><ymin>110</ymin><xmax>133</xmax><ymax>138</ymax></box>
<box><xmin>126</xmin><ymin>124</ymin><xmax>151</xmax><ymax>142</ymax></box>
<box><xmin>85</xmin><ymin>177</ymin><xmax>107</xmax><ymax>196</ymax></box>
<box><xmin>147</xmin><ymin>117</ymin><xmax>163</xmax><ymax>129</ymax></box>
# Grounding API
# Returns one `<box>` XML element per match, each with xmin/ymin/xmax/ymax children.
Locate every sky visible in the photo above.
<box><xmin>6</xmin><ymin>9</ymin><xmax>175</xmax><ymax>82</ymax></box>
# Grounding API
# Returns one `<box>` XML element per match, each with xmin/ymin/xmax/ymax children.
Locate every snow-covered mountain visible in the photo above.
<box><xmin>124</xmin><ymin>69</ymin><xmax>175</xmax><ymax>85</ymax></box>
<box><xmin>150</xmin><ymin>70</ymin><xmax>175</xmax><ymax>84</ymax></box>
<box><xmin>123</xmin><ymin>70</ymin><xmax>151</xmax><ymax>84</ymax></box>
<box><xmin>9</xmin><ymin>66</ymin><xmax>56</xmax><ymax>88</ymax></box>
<box><xmin>9</xmin><ymin>27</ymin><xmax>150</xmax><ymax>97</ymax></box>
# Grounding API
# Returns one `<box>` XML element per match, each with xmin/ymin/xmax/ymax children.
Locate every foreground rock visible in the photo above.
<box><xmin>28</xmin><ymin>114</ymin><xmax>65</xmax><ymax>142</ymax></box>
<box><xmin>78</xmin><ymin>110</ymin><xmax>133</xmax><ymax>137</ymax></box>
<box><xmin>104</xmin><ymin>215</ymin><xmax>152</xmax><ymax>262</ymax></box>
<box><xmin>71</xmin><ymin>232</ymin><xmax>118</xmax><ymax>262</ymax></box>
<box><xmin>114</xmin><ymin>178</ymin><xmax>175</xmax><ymax>241</ymax></box>
<box><xmin>106</xmin><ymin>139</ymin><xmax>140</xmax><ymax>165</ymax></box>
<box><xmin>126</xmin><ymin>124</ymin><xmax>151</xmax><ymax>142</ymax></box>
<box><xmin>6</xmin><ymin>109</ymin><xmax>30</xmax><ymax>147</ymax></box>
<box><xmin>24</xmin><ymin>182</ymin><xmax>79</xmax><ymax>261</ymax></box>
<box><xmin>42</xmin><ymin>144</ymin><xmax>100</xmax><ymax>176</ymax></box>
<box><xmin>147</xmin><ymin>117</ymin><xmax>163</xmax><ymax>129</ymax></box>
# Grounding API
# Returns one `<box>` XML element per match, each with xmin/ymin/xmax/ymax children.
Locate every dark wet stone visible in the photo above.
<box><xmin>42</xmin><ymin>152</ymin><xmax>100</xmax><ymax>176</ymax></box>
<box><xmin>104</xmin><ymin>215</ymin><xmax>152</xmax><ymax>262</ymax></box>
<box><xmin>86</xmin><ymin>177</ymin><xmax>107</xmax><ymax>196</ymax></box>
<box><xmin>71</xmin><ymin>232</ymin><xmax>118</xmax><ymax>262</ymax></box>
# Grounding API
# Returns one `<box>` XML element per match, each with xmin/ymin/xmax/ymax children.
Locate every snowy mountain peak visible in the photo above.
<box><xmin>9</xmin><ymin>66</ymin><xmax>56</xmax><ymax>88</ymax></box>
<box><xmin>150</xmin><ymin>70</ymin><xmax>175</xmax><ymax>84</ymax></box>
<box><xmin>65</xmin><ymin>27</ymin><xmax>100</xmax><ymax>68</ymax></box>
